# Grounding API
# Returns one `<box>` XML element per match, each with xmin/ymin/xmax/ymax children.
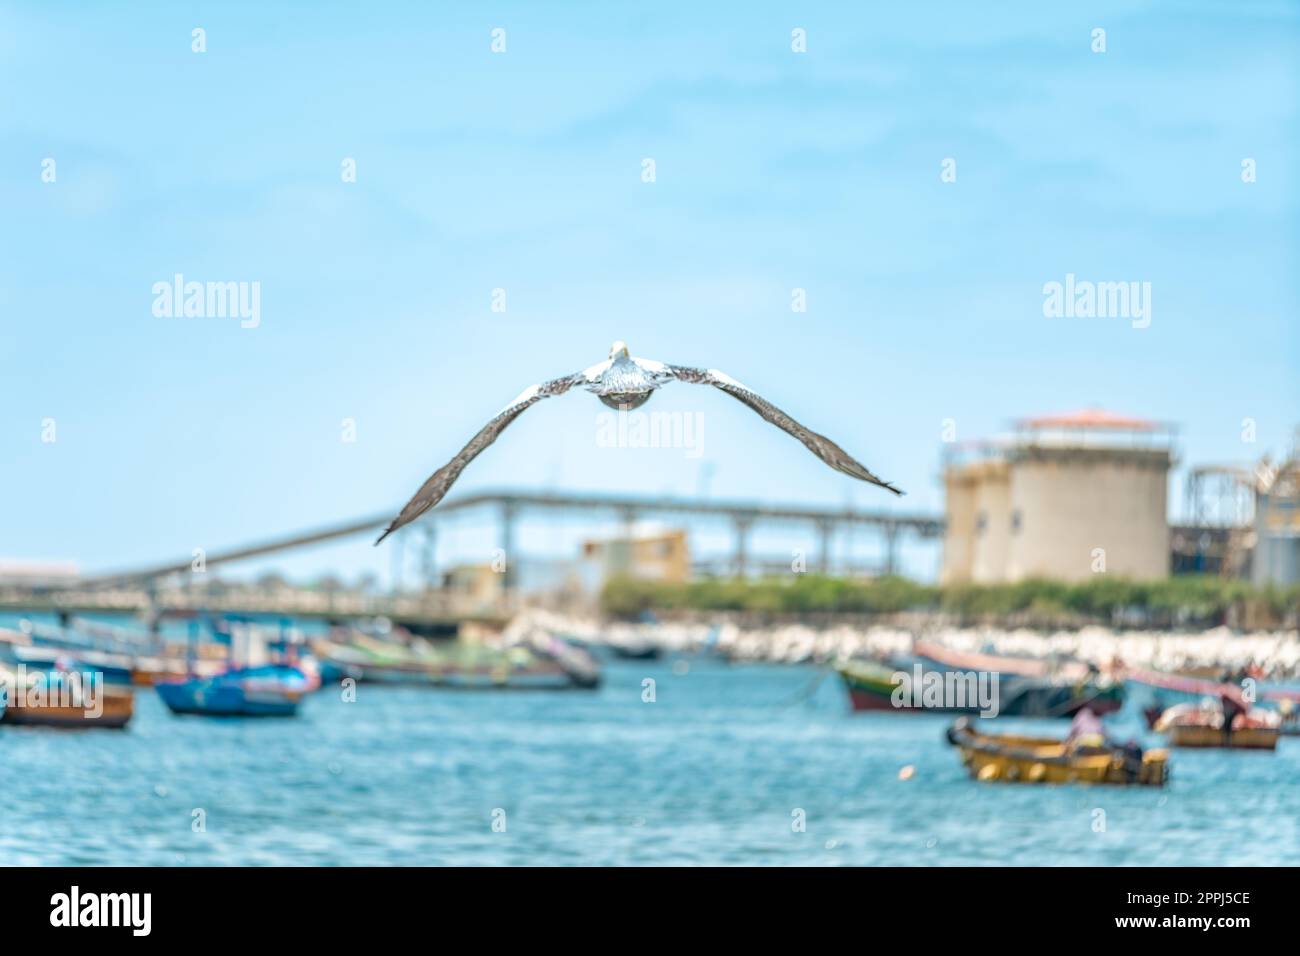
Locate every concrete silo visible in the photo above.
<box><xmin>941</xmin><ymin>410</ymin><xmax>1174</xmax><ymax>584</ymax></box>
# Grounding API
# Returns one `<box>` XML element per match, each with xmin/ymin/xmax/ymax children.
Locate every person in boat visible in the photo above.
<box><xmin>1220</xmin><ymin>687</ymin><xmax>1246</xmax><ymax>741</ymax></box>
<box><xmin>1065</xmin><ymin>707</ymin><xmax>1144</xmax><ymax>766</ymax></box>
<box><xmin>1065</xmin><ymin>707</ymin><xmax>1108</xmax><ymax>750</ymax></box>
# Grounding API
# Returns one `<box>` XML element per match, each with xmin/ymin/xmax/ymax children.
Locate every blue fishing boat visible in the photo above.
<box><xmin>156</xmin><ymin>663</ymin><xmax>312</xmax><ymax>717</ymax></box>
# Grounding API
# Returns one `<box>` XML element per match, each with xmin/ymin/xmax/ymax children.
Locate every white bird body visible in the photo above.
<box><xmin>376</xmin><ymin>340</ymin><xmax>901</xmax><ymax>543</ymax></box>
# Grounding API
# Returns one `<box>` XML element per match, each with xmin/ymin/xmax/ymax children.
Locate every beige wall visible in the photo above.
<box><xmin>1005</xmin><ymin>447</ymin><xmax>1169</xmax><ymax>581</ymax></box>
<box><xmin>969</xmin><ymin>461</ymin><xmax>1012</xmax><ymax>583</ymax></box>
<box><xmin>583</xmin><ymin>529</ymin><xmax>691</xmax><ymax>583</ymax></box>
<box><xmin>940</xmin><ymin>471</ymin><xmax>977</xmax><ymax>584</ymax></box>
<box><xmin>942</xmin><ymin>446</ymin><xmax>1170</xmax><ymax>583</ymax></box>
<box><xmin>443</xmin><ymin>563</ymin><xmax>503</xmax><ymax>603</ymax></box>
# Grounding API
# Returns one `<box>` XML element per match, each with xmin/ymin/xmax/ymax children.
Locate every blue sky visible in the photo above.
<box><xmin>2</xmin><ymin>1</ymin><xmax>1297</xmax><ymax>583</ymax></box>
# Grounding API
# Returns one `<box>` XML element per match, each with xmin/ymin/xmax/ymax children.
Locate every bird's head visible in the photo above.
<box><xmin>608</xmin><ymin>340</ymin><xmax>630</xmax><ymax>360</ymax></box>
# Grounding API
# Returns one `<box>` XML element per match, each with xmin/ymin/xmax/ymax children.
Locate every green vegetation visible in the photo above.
<box><xmin>601</xmin><ymin>574</ymin><xmax>1300</xmax><ymax>628</ymax></box>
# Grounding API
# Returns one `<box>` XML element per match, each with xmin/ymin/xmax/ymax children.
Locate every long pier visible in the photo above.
<box><xmin>69</xmin><ymin>488</ymin><xmax>945</xmax><ymax>588</ymax></box>
<box><xmin>0</xmin><ymin>489</ymin><xmax>942</xmax><ymax>628</ymax></box>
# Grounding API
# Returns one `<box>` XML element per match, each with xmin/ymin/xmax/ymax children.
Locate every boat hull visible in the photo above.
<box><xmin>156</xmin><ymin>681</ymin><xmax>300</xmax><ymax>717</ymax></box>
<box><xmin>947</xmin><ymin>718</ymin><xmax>1168</xmax><ymax>786</ymax></box>
<box><xmin>1001</xmin><ymin>680</ymin><xmax>1125</xmax><ymax>718</ymax></box>
<box><xmin>156</xmin><ymin>664</ymin><xmax>309</xmax><ymax>718</ymax></box>
<box><xmin>0</xmin><ymin>692</ymin><xmax>134</xmax><ymax>729</ymax></box>
<box><xmin>839</xmin><ymin>662</ymin><xmax>980</xmax><ymax>714</ymax></box>
<box><xmin>1166</xmin><ymin>725</ymin><xmax>1279</xmax><ymax>750</ymax></box>
<box><xmin>838</xmin><ymin>661</ymin><xmax>1123</xmax><ymax>718</ymax></box>
<box><xmin>335</xmin><ymin>662</ymin><xmax>589</xmax><ymax>690</ymax></box>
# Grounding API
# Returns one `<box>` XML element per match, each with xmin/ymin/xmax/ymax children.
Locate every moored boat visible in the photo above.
<box><xmin>836</xmin><ymin>656</ymin><xmax>1123</xmax><ymax>718</ymax></box>
<box><xmin>1152</xmin><ymin>702</ymin><xmax>1280</xmax><ymax>751</ymax></box>
<box><xmin>0</xmin><ymin>639</ymin><xmax>135</xmax><ymax>690</ymax></box>
<box><xmin>0</xmin><ymin>663</ymin><xmax>134</xmax><ymax>729</ymax></box>
<box><xmin>838</xmin><ymin>659</ymin><xmax>980</xmax><ymax>713</ymax></box>
<box><xmin>156</xmin><ymin>663</ymin><xmax>311</xmax><ymax>717</ymax></box>
<box><xmin>312</xmin><ymin>631</ymin><xmax>600</xmax><ymax>690</ymax></box>
<box><xmin>946</xmin><ymin>717</ymin><xmax>1168</xmax><ymax>786</ymax></box>
<box><xmin>914</xmin><ymin>640</ymin><xmax>1124</xmax><ymax>717</ymax></box>
<box><xmin>1131</xmin><ymin>667</ymin><xmax>1300</xmax><ymax>736</ymax></box>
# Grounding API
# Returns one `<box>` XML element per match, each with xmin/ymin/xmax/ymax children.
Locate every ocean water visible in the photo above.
<box><xmin>2</xmin><ymin>656</ymin><xmax>1299</xmax><ymax>866</ymax></box>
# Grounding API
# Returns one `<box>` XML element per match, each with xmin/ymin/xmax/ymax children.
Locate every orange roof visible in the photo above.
<box><xmin>1015</xmin><ymin>408</ymin><xmax>1162</xmax><ymax>432</ymax></box>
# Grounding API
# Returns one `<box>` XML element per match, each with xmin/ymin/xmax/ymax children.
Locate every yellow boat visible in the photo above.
<box><xmin>946</xmin><ymin>717</ymin><xmax>1169</xmax><ymax>786</ymax></box>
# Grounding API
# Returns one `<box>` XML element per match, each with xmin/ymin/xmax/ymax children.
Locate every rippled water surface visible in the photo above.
<box><xmin>3</xmin><ymin>658</ymin><xmax>1299</xmax><ymax>865</ymax></box>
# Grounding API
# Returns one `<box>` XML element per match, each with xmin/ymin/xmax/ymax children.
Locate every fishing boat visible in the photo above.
<box><xmin>946</xmin><ymin>717</ymin><xmax>1169</xmax><ymax>786</ymax></box>
<box><xmin>156</xmin><ymin>663</ymin><xmax>312</xmax><ymax>717</ymax></box>
<box><xmin>0</xmin><ymin>663</ymin><xmax>134</xmax><ymax>729</ymax></box>
<box><xmin>836</xmin><ymin>656</ymin><xmax>1122</xmax><ymax>718</ymax></box>
<box><xmin>4</xmin><ymin>619</ymin><xmax>199</xmax><ymax>687</ymax></box>
<box><xmin>2</xmin><ymin>645</ymin><xmax>135</xmax><ymax>689</ymax></box>
<box><xmin>608</xmin><ymin>642</ymin><xmax>662</xmax><ymax>661</ymax></box>
<box><xmin>1131</xmin><ymin>667</ymin><xmax>1300</xmax><ymax>735</ymax></box>
<box><xmin>838</xmin><ymin>659</ymin><xmax>979</xmax><ymax>713</ymax></box>
<box><xmin>914</xmin><ymin>639</ymin><xmax>1124</xmax><ymax>717</ymax></box>
<box><xmin>313</xmin><ymin>631</ymin><xmax>600</xmax><ymax>690</ymax></box>
<box><xmin>1152</xmin><ymin>702</ymin><xmax>1280</xmax><ymax>750</ymax></box>
<box><xmin>2</xmin><ymin>628</ymin><xmax>137</xmax><ymax>687</ymax></box>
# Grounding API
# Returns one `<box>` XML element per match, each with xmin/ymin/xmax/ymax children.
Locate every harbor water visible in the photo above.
<box><xmin>3</xmin><ymin>654</ymin><xmax>1299</xmax><ymax>865</ymax></box>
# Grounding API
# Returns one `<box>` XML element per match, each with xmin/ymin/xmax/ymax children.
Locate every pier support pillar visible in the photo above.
<box><xmin>420</xmin><ymin>521</ymin><xmax>438</xmax><ymax>591</ymax></box>
<box><xmin>500</xmin><ymin>500</ymin><xmax>518</xmax><ymax>599</ymax></box>
<box><xmin>816</xmin><ymin>519</ymin><xmax>833</xmax><ymax>574</ymax></box>
<box><xmin>390</xmin><ymin>530</ymin><xmax>405</xmax><ymax>592</ymax></box>
<box><xmin>733</xmin><ymin>516</ymin><xmax>753</xmax><ymax>578</ymax></box>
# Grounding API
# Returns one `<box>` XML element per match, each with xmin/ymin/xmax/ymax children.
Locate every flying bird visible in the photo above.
<box><xmin>375</xmin><ymin>341</ymin><xmax>902</xmax><ymax>544</ymax></box>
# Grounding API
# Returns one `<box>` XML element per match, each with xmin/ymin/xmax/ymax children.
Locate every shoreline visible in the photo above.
<box><xmin>505</xmin><ymin>608</ymin><xmax>1300</xmax><ymax>679</ymax></box>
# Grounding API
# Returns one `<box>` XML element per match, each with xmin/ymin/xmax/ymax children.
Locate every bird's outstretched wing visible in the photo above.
<box><xmin>375</xmin><ymin>372</ymin><xmax>587</xmax><ymax>544</ymax></box>
<box><xmin>666</xmin><ymin>364</ymin><xmax>904</xmax><ymax>495</ymax></box>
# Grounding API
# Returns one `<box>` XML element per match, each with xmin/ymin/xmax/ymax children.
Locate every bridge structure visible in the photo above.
<box><xmin>79</xmin><ymin>488</ymin><xmax>943</xmax><ymax>586</ymax></box>
<box><xmin>2</xmin><ymin>489</ymin><xmax>945</xmax><ymax>626</ymax></box>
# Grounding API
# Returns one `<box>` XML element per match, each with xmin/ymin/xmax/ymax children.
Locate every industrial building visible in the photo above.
<box><xmin>1253</xmin><ymin>451</ymin><xmax>1300</xmax><ymax>585</ymax></box>
<box><xmin>941</xmin><ymin>410</ymin><xmax>1175</xmax><ymax>584</ymax></box>
<box><xmin>580</xmin><ymin>526</ymin><xmax>691</xmax><ymax>585</ymax></box>
<box><xmin>1179</xmin><ymin>437</ymin><xmax>1300</xmax><ymax>585</ymax></box>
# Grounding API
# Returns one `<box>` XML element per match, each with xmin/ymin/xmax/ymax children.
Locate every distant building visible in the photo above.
<box><xmin>1177</xmin><ymin>438</ymin><xmax>1300</xmax><ymax>586</ymax></box>
<box><xmin>580</xmin><ymin>526</ymin><xmax>691</xmax><ymax>586</ymax></box>
<box><xmin>441</xmin><ymin>562</ymin><xmax>502</xmax><ymax>606</ymax></box>
<box><xmin>1251</xmin><ymin>448</ymin><xmax>1300</xmax><ymax>586</ymax></box>
<box><xmin>440</xmin><ymin>557</ymin><xmax>589</xmax><ymax>607</ymax></box>
<box><xmin>941</xmin><ymin>410</ymin><xmax>1174</xmax><ymax>583</ymax></box>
